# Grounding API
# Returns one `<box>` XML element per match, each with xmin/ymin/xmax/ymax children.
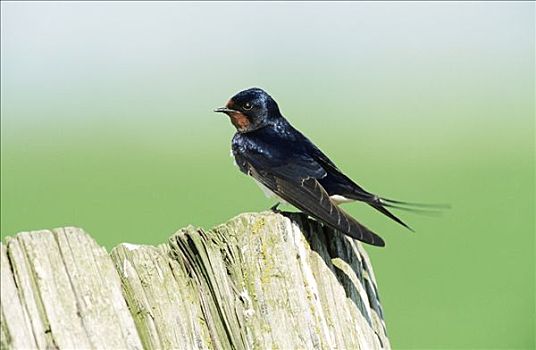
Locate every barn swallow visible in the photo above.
<box><xmin>215</xmin><ymin>88</ymin><xmax>441</xmax><ymax>247</ymax></box>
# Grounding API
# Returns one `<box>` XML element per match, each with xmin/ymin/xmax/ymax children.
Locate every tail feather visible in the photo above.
<box><xmin>381</xmin><ymin>197</ymin><xmax>451</xmax><ymax>209</ymax></box>
<box><xmin>344</xmin><ymin>191</ymin><xmax>447</xmax><ymax>231</ymax></box>
<box><xmin>380</xmin><ymin>202</ymin><xmax>444</xmax><ymax>216</ymax></box>
<box><xmin>370</xmin><ymin>203</ymin><xmax>414</xmax><ymax>232</ymax></box>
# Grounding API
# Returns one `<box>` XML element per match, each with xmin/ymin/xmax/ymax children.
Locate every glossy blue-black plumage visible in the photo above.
<box><xmin>221</xmin><ymin>88</ymin><xmax>416</xmax><ymax>246</ymax></box>
<box><xmin>232</xmin><ymin>118</ymin><xmax>327</xmax><ymax>181</ymax></box>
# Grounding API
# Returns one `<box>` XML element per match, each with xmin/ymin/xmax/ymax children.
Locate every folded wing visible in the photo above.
<box><xmin>235</xmin><ymin>149</ymin><xmax>385</xmax><ymax>247</ymax></box>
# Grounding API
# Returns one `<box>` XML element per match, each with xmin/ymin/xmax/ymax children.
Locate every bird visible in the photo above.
<box><xmin>215</xmin><ymin>87</ymin><xmax>440</xmax><ymax>247</ymax></box>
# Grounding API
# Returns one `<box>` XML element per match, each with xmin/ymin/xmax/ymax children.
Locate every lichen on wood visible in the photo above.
<box><xmin>1</xmin><ymin>211</ymin><xmax>390</xmax><ymax>349</ymax></box>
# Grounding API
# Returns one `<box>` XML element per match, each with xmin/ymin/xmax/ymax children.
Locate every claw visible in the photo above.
<box><xmin>270</xmin><ymin>202</ymin><xmax>281</xmax><ymax>213</ymax></box>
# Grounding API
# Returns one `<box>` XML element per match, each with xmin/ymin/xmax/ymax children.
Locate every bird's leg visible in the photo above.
<box><xmin>270</xmin><ymin>202</ymin><xmax>281</xmax><ymax>213</ymax></box>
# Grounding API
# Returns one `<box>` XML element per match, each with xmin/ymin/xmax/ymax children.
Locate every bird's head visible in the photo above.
<box><xmin>214</xmin><ymin>87</ymin><xmax>281</xmax><ymax>133</ymax></box>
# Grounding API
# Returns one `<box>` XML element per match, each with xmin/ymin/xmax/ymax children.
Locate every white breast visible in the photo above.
<box><xmin>230</xmin><ymin>149</ymin><xmax>238</xmax><ymax>167</ymax></box>
<box><xmin>253</xmin><ymin>178</ymin><xmax>288</xmax><ymax>203</ymax></box>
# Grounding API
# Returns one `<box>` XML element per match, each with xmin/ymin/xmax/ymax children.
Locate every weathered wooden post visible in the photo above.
<box><xmin>1</xmin><ymin>211</ymin><xmax>390</xmax><ymax>349</ymax></box>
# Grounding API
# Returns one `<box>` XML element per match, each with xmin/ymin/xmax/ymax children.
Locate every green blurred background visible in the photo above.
<box><xmin>1</xmin><ymin>2</ymin><xmax>534</xmax><ymax>349</ymax></box>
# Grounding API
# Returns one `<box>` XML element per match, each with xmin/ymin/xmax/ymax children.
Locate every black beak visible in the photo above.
<box><xmin>214</xmin><ymin>107</ymin><xmax>236</xmax><ymax>114</ymax></box>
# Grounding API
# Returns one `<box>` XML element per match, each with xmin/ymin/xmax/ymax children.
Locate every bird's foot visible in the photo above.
<box><xmin>270</xmin><ymin>202</ymin><xmax>281</xmax><ymax>213</ymax></box>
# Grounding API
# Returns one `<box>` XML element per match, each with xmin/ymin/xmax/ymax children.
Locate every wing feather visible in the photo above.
<box><xmin>249</xmin><ymin>166</ymin><xmax>385</xmax><ymax>247</ymax></box>
<box><xmin>233</xmin><ymin>135</ymin><xmax>385</xmax><ymax>247</ymax></box>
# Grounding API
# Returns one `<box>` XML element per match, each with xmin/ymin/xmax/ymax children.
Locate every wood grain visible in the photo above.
<box><xmin>1</xmin><ymin>212</ymin><xmax>390</xmax><ymax>349</ymax></box>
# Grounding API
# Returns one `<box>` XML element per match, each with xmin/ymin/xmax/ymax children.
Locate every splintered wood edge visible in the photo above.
<box><xmin>1</xmin><ymin>228</ymin><xmax>143</xmax><ymax>350</ymax></box>
<box><xmin>1</xmin><ymin>212</ymin><xmax>389</xmax><ymax>350</ymax></box>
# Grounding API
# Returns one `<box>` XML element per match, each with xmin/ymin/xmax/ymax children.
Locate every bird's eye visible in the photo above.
<box><xmin>243</xmin><ymin>102</ymin><xmax>253</xmax><ymax>110</ymax></box>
